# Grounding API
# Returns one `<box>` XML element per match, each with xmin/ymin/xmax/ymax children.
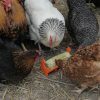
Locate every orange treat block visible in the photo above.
<box><xmin>40</xmin><ymin>58</ymin><xmax>59</xmax><ymax>76</ymax></box>
<box><xmin>40</xmin><ymin>47</ymin><xmax>72</xmax><ymax>76</ymax></box>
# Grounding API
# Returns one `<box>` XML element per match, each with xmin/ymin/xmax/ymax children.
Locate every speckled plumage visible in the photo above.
<box><xmin>55</xmin><ymin>41</ymin><xmax>100</xmax><ymax>88</ymax></box>
<box><xmin>24</xmin><ymin>0</ymin><xmax>65</xmax><ymax>48</ymax></box>
<box><xmin>66</xmin><ymin>0</ymin><xmax>99</xmax><ymax>47</ymax></box>
<box><xmin>39</xmin><ymin>18</ymin><xmax>65</xmax><ymax>48</ymax></box>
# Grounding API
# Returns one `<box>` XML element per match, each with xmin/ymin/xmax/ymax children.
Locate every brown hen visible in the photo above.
<box><xmin>0</xmin><ymin>0</ymin><xmax>27</xmax><ymax>40</ymax></box>
<box><xmin>55</xmin><ymin>41</ymin><xmax>100</xmax><ymax>89</ymax></box>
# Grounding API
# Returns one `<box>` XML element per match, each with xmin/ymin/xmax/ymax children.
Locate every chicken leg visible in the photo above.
<box><xmin>21</xmin><ymin>42</ymin><xmax>28</xmax><ymax>51</ymax></box>
<box><xmin>37</xmin><ymin>43</ymin><xmax>45</xmax><ymax>56</ymax></box>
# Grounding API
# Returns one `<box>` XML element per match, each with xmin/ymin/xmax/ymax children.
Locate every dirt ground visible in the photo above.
<box><xmin>0</xmin><ymin>1</ymin><xmax>100</xmax><ymax>100</ymax></box>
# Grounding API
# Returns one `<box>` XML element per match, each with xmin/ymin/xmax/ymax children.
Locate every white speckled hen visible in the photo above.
<box><xmin>24</xmin><ymin>0</ymin><xmax>65</xmax><ymax>49</ymax></box>
<box><xmin>66</xmin><ymin>0</ymin><xmax>99</xmax><ymax>48</ymax></box>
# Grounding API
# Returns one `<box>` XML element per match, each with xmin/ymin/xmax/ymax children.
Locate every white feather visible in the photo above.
<box><xmin>24</xmin><ymin>0</ymin><xmax>65</xmax><ymax>48</ymax></box>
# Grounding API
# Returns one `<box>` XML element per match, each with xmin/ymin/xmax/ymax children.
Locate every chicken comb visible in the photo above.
<box><xmin>3</xmin><ymin>0</ymin><xmax>11</xmax><ymax>11</ymax></box>
<box><xmin>3</xmin><ymin>0</ymin><xmax>11</xmax><ymax>6</ymax></box>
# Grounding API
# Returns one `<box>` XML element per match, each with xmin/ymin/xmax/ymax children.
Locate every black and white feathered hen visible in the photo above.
<box><xmin>24</xmin><ymin>0</ymin><xmax>65</xmax><ymax>49</ymax></box>
<box><xmin>67</xmin><ymin>0</ymin><xmax>99</xmax><ymax>48</ymax></box>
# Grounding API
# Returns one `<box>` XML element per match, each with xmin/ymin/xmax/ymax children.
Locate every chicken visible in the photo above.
<box><xmin>66</xmin><ymin>0</ymin><xmax>99</xmax><ymax>48</ymax></box>
<box><xmin>0</xmin><ymin>41</ymin><xmax>39</xmax><ymax>83</ymax></box>
<box><xmin>0</xmin><ymin>0</ymin><xmax>28</xmax><ymax>49</ymax></box>
<box><xmin>24</xmin><ymin>0</ymin><xmax>65</xmax><ymax>50</ymax></box>
<box><xmin>55</xmin><ymin>41</ymin><xmax>100</xmax><ymax>92</ymax></box>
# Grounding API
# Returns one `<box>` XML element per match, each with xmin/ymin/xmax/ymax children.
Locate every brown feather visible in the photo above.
<box><xmin>6</xmin><ymin>0</ymin><xmax>27</xmax><ymax>39</ymax></box>
<box><xmin>55</xmin><ymin>41</ymin><xmax>100</xmax><ymax>88</ymax></box>
<box><xmin>0</xmin><ymin>0</ymin><xmax>27</xmax><ymax>39</ymax></box>
<box><xmin>12</xmin><ymin>50</ymin><xmax>35</xmax><ymax>74</ymax></box>
<box><xmin>10</xmin><ymin>0</ymin><xmax>27</xmax><ymax>27</ymax></box>
<box><xmin>0</xmin><ymin>2</ymin><xmax>7</xmax><ymax>32</ymax></box>
<box><xmin>0</xmin><ymin>43</ymin><xmax>37</xmax><ymax>83</ymax></box>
